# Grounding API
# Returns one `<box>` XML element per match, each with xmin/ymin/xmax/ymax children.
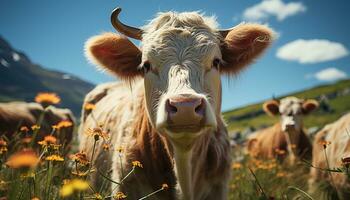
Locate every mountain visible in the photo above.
<box><xmin>0</xmin><ymin>36</ymin><xmax>95</xmax><ymax>117</ymax></box>
<box><xmin>223</xmin><ymin>79</ymin><xmax>350</xmax><ymax>134</ymax></box>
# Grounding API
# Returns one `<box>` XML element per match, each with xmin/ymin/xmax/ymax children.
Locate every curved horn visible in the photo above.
<box><xmin>110</xmin><ymin>7</ymin><xmax>143</xmax><ymax>40</ymax></box>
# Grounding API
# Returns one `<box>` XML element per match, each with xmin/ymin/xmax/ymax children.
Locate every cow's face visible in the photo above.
<box><xmin>85</xmin><ymin>11</ymin><xmax>273</xmax><ymax>144</ymax></box>
<box><xmin>263</xmin><ymin>97</ymin><xmax>318</xmax><ymax>132</ymax></box>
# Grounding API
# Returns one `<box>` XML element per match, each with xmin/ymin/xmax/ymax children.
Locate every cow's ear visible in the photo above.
<box><xmin>302</xmin><ymin>99</ymin><xmax>319</xmax><ymax>115</ymax></box>
<box><xmin>263</xmin><ymin>100</ymin><xmax>280</xmax><ymax>116</ymax></box>
<box><xmin>220</xmin><ymin>23</ymin><xmax>274</xmax><ymax>74</ymax></box>
<box><xmin>85</xmin><ymin>32</ymin><xmax>143</xmax><ymax>80</ymax></box>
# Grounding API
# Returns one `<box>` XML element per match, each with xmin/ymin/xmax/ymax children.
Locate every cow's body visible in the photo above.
<box><xmin>79</xmin><ymin>80</ymin><xmax>231</xmax><ymax>199</ymax></box>
<box><xmin>247</xmin><ymin>122</ymin><xmax>312</xmax><ymax>161</ymax></box>
<box><xmin>0</xmin><ymin>101</ymin><xmax>75</xmax><ymax>144</ymax></box>
<box><xmin>246</xmin><ymin>97</ymin><xmax>317</xmax><ymax>163</ymax></box>
<box><xmin>80</xmin><ymin>8</ymin><xmax>273</xmax><ymax>200</ymax></box>
<box><xmin>309</xmin><ymin>112</ymin><xmax>350</xmax><ymax>199</ymax></box>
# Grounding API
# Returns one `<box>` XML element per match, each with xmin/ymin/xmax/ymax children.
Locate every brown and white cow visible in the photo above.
<box><xmin>247</xmin><ymin>97</ymin><xmax>318</xmax><ymax>163</ymax></box>
<box><xmin>79</xmin><ymin>7</ymin><xmax>274</xmax><ymax>200</ymax></box>
<box><xmin>309</xmin><ymin>112</ymin><xmax>350</xmax><ymax>200</ymax></box>
<box><xmin>0</xmin><ymin>101</ymin><xmax>75</xmax><ymax>144</ymax></box>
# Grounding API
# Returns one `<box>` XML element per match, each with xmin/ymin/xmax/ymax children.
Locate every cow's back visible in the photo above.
<box><xmin>79</xmin><ymin>80</ymin><xmax>144</xmax><ymax>164</ymax></box>
<box><xmin>309</xmin><ymin>112</ymin><xmax>350</xmax><ymax>198</ymax></box>
<box><xmin>246</xmin><ymin>123</ymin><xmax>287</xmax><ymax>159</ymax></box>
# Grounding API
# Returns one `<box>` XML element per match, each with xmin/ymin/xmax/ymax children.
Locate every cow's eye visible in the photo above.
<box><xmin>212</xmin><ymin>58</ymin><xmax>220</xmax><ymax>69</ymax></box>
<box><xmin>142</xmin><ymin>61</ymin><xmax>151</xmax><ymax>73</ymax></box>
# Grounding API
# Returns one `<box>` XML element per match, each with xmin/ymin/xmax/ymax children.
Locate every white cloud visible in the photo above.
<box><xmin>314</xmin><ymin>68</ymin><xmax>347</xmax><ymax>81</ymax></box>
<box><xmin>277</xmin><ymin>39</ymin><xmax>349</xmax><ymax>64</ymax></box>
<box><xmin>243</xmin><ymin>0</ymin><xmax>306</xmax><ymax>22</ymax></box>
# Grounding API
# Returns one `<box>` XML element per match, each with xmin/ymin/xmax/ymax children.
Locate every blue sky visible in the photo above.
<box><xmin>1</xmin><ymin>0</ymin><xmax>349</xmax><ymax>111</ymax></box>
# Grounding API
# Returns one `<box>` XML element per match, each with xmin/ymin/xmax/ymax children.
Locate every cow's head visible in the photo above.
<box><xmin>263</xmin><ymin>97</ymin><xmax>318</xmax><ymax>132</ymax></box>
<box><xmin>85</xmin><ymin>8</ymin><xmax>273</xmax><ymax>146</ymax></box>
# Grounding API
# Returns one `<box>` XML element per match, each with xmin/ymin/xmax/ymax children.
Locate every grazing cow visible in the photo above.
<box><xmin>247</xmin><ymin>97</ymin><xmax>318</xmax><ymax>163</ymax></box>
<box><xmin>309</xmin><ymin>112</ymin><xmax>350</xmax><ymax>200</ymax></box>
<box><xmin>0</xmin><ymin>101</ymin><xmax>75</xmax><ymax>144</ymax></box>
<box><xmin>79</xmin><ymin>7</ymin><xmax>274</xmax><ymax>200</ymax></box>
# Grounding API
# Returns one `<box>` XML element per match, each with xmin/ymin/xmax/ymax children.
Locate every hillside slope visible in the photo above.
<box><xmin>223</xmin><ymin>79</ymin><xmax>350</xmax><ymax>133</ymax></box>
<box><xmin>0</xmin><ymin>36</ymin><xmax>94</xmax><ymax>116</ymax></box>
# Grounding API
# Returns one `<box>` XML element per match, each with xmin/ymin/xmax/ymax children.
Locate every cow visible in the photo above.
<box><xmin>0</xmin><ymin>101</ymin><xmax>75</xmax><ymax>146</ymax></box>
<box><xmin>79</xmin><ymin>7</ymin><xmax>274</xmax><ymax>200</ymax></box>
<box><xmin>309</xmin><ymin>112</ymin><xmax>350</xmax><ymax>200</ymax></box>
<box><xmin>246</xmin><ymin>97</ymin><xmax>318</xmax><ymax>163</ymax></box>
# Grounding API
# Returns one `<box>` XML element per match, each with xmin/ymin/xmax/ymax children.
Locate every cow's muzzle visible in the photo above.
<box><xmin>156</xmin><ymin>94</ymin><xmax>216</xmax><ymax>134</ymax></box>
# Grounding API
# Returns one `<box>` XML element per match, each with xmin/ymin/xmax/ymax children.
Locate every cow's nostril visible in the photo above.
<box><xmin>195</xmin><ymin>99</ymin><xmax>205</xmax><ymax>115</ymax></box>
<box><xmin>166</xmin><ymin>99</ymin><xmax>178</xmax><ymax>114</ymax></box>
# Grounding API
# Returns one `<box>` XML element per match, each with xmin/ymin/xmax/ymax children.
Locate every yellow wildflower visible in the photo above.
<box><xmin>84</xmin><ymin>103</ymin><xmax>96</xmax><ymax>111</ymax></box>
<box><xmin>60</xmin><ymin>179</ymin><xmax>89</xmax><ymax>197</ymax></box>
<box><xmin>32</xmin><ymin>197</ymin><xmax>40</xmax><ymax>200</ymax></box>
<box><xmin>132</xmin><ymin>161</ymin><xmax>143</xmax><ymax>168</ymax></box>
<box><xmin>46</xmin><ymin>155</ymin><xmax>64</xmax><ymax>162</ymax></box>
<box><xmin>35</xmin><ymin>92</ymin><xmax>61</xmax><ymax>105</ymax></box>
<box><xmin>114</xmin><ymin>192</ymin><xmax>127</xmax><ymax>200</ymax></box>
<box><xmin>116</xmin><ymin>146</ymin><xmax>124</xmax><ymax>153</ymax></box>
<box><xmin>6</xmin><ymin>149</ymin><xmax>39</xmax><ymax>169</ymax></box>
<box><xmin>86</xmin><ymin>127</ymin><xmax>109</xmax><ymax>141</ymax></box>
<box><xmin>70</xmin><ymin>151</ymin><xmax>90</xmax><ymax>166</ymax></box>
<box><xmin>31</xmin><ymin>125</ymin><xmax>40</xmax><ymax>131</ymax></box>
<box><xmin>53</xmin><ymin>120</ymin><xmax>73</xmax><ymax>130</ymax></box>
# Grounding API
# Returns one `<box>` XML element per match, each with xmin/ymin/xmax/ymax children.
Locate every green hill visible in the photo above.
<box><xmin>223</xmin><ymin>79</ymin><xmax>350</xmax><ymax>133</ymax></box>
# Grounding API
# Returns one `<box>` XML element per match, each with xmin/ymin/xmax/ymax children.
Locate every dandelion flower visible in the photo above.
<box><xmin>132</xmin><ymin>161</ymin><xmax>143</xmax><ymax>168</ymax></box>
<box><xmin>60</xmin><ymin>179</ymin><xmax>89</xmax><ymax>197</ymax></box>
<box><xmin>46</xmin><ymin>155</ymin><xmax>64</xmax><ymax>162</ymax></box>
<box><xmin>84</xmin><ymin>103</ymin><xmax>96</xmax><ymax>111</ymax></box>
<box><xmin>116</xmin><ymin>146</ymin><xmax>124</xmax><ymax>153</ymax></box>
<box><xmin>31</xmin><ymin>125</ymin><xmax>40</xmax><ymax>131</ymax></box>
<box><xmin>114</xmin><ymin>192</ymin><xmax>127</xmax><ymax>200</ymax></box>
<box><xmin>86</xmin><ymin>127</ymin><xmax>109</xmax><ymax>141</ymax></box>
<box><xmin>6</xmin><ymin>149</ymin><xmax>39</xmax><ymax>169</ymax></box>
<box><xmin>54</xmin><ymin>120</ymin><xmax>73</xmax><ymax>130</ymax></box>
<box><xmin>70</xmin><ymin>151</ymin><xmax>90</xmax><ymax>166</ymax></box>
<box><xmin>35</xmin><ymin>92</ymin><xmax>61</xmax><ymax>105</ymax></box>
<box><xmin>38</xmin><ymin>135</ymin><xmax>59</xmax><ymax>148</ymax></box>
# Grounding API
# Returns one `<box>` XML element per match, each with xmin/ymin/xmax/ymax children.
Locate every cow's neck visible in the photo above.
<box><xmin>169</xmin><ymin>131</ymin><xmax>211</xmax><ymax>200</ymax></box>
<box><xmin>284</xmin><ymin>127</ymin><xmax>304</xmax><ymax>163</ymax></box>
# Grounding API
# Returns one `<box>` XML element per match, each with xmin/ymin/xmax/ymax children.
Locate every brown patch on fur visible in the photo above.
<box><xmin>85</xmin><ymin>33</ymin><xmax>143</xmax><ymax>80</ymax></box>
<box><xmin>220</xmin><ymin>23</ymin><xmax>274</xmax><ymax>75</ymax></box>
<box><xmin>263</xmin><ymin>100</ymin><xmax>280</xmax><ymax>116</ymax></box>
<box><xmin>124</xmin><ymin>95</ymin><xmax>177</xmax><ymax>199</ymax></box>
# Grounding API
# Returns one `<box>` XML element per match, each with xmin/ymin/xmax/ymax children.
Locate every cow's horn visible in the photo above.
<box><xmin>111</xmin><ymin>7</ymin><xmax>143</xmax><ymax>40</ymax></box>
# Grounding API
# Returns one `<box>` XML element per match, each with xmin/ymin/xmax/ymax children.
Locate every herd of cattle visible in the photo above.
<box><xmin>1</xmin><ymin>7</ymin><xmax>350</xmax><ymax>200</ymax></box>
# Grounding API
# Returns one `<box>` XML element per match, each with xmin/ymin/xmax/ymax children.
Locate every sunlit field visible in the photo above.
<box><xmin>0</xmin><ymin>93</ymin><xmax>349</xmax><ymax>200</ymax></box>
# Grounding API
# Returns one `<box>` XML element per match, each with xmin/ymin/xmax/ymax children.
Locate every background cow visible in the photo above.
<box><xmin>0</xmin><ymin>101</ymin><xmax>75</xmax><ymax>145</ymax></box>
<box><xmin>309</xmin><ymin>112</ymin><xmax>350</xmax><ymax>200</ymax></box>
<box><xmin>79</xmin><ymin>7</ymin><xmax>273</xmax><ymax>200</ymax></box>
<box><xmin>247</xmin><ymin>97</ymin><xmax>318</xmax><ymax>163</ymax></box>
